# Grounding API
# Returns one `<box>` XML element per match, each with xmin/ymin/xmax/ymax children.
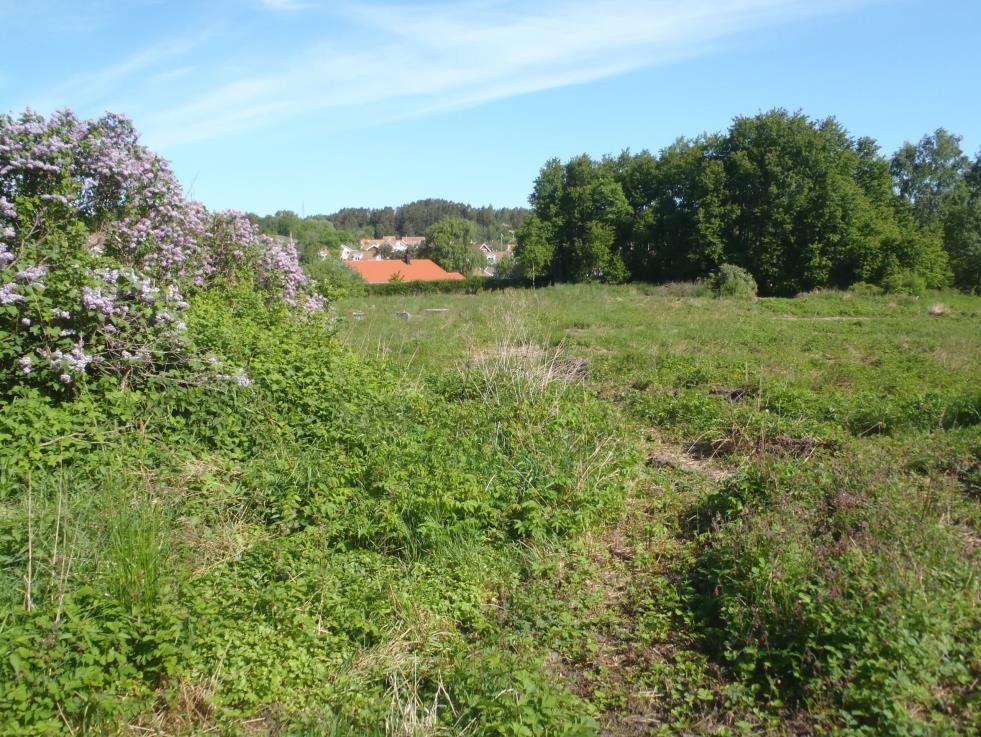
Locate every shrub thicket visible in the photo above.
<box><xmin>0</xmin><ymin>109</ymin><xmax>322</xmax><ymax>393</ymax></box>
<box><xmin>711</xmin><ymin>263</ymin><xmax>757</xmax><ymax>299</ymax></box>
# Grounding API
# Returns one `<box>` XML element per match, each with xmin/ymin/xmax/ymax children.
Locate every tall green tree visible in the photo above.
<box><xmin>632</xmin><ymin>136</ymin><xmax>730</xmax><ymax>282</ymax></box>
<box><xmin>940</xmin><ymin>153</ymin><xmax>981</xmax><ymax>291</ymax></box>
<box><xmin>890</xmin><ymin>129</ymin><xmax>970</xmax><ymax>227</ymax></box>
<box><xmin>527</xmin><ymin>155</ymin><xmax>631</xmax><ymax>282</ymax></box>
<box><xmin>420</xmin><ymin>217</ymin><xmax>480</xmax><ymax>274</ymax></box>
<box><xmin>514</xmin><ymin>215</ymin><xmax>554</xmax><ymax>285</ymax></box>
<box><xmin>891</xmin><ymin>130</ymin><xmax>977</xmax><ymax>288</ymax></box>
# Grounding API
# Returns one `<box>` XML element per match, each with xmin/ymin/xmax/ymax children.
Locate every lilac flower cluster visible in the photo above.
<box><xmin>1</xmin><ymin>108</ymin><xmax>321</xmax><ymax>389</ymax></box>
<box><xmin>16</xmin><ymin>264</ymin><xmax>47</xmax><ymax>286</ymax></box>
<box><xmin>1</xmin><ymin>109</ymin><xmax>321</xmax><ymax>310</ymax></box>
<box><xmin>0</xmin><ymin>282</ymin><xmax>22</xmax><ymax>305</ymax></box>
<box><xmin>42</xmin><ymin>346</ymin><xmax>100</xmax><ymax>374</ymax></box>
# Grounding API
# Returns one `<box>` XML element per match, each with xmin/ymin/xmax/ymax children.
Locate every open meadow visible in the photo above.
<box><xmin>334</xmin><ymin>284</ymin><xmax>981</xmax><ymax>735</ymax></box>
<box><xmin>2</xmin><ymin>106</ymin><xmax>980</xmax><ymax>736</ymax></box>
<box><xmin>2</xmin><ymin>279</ymin><xmax>979</xmax><ymax>735</ymax></box>
<box><xmin>5</xmin><ymin>3</ymin><xmax>981</xmax><ymax>730</ymax></box>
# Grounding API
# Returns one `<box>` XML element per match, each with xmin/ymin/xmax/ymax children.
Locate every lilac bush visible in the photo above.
<box><xmin>0</xmin><ymin>109</ymin><xmax>323</xmax><ymax>390</ymax></box>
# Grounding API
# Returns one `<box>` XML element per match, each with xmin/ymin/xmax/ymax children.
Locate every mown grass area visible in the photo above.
<box><xmin>337</xmin><ymin>284</ymin><xmax>981</xmax><ymax>736</ymax></box>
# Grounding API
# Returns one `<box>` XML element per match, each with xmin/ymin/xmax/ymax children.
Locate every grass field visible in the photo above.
<box><xmin>2</xmin><ymin>284</ymin><xmax>977</xmax><ymax>736</ymax></box>
<box><xmin>336</xmin><ymin>284</ymin><xmax>981</xmax><ymax>735</ymax></box>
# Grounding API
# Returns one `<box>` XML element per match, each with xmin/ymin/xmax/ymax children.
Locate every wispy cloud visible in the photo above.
<box><xmin>26</xmin><ymin>36</ymin><xmax>206</xmax><ymax>114</ymax></box>
<box><xmin>259</xmin><ymin>0</ymin><xmax>313</xmax><ymax>10</ymax></box>
<box><xmin>26</xmin><ymin>0</ymin><xmax>870</xmax><ymax>148</ymax></box>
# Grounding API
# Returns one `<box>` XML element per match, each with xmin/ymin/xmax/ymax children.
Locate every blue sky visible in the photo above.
<box><xmin>2</xmin><ymin>0</ymin><xmax>979</xmax><ymax>217</ymax></box>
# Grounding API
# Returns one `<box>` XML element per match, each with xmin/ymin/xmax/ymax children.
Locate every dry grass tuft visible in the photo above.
<box><xmin>126</xmin><ymin>677</ymin><xmax>218</xmax><ymax>736</ymax></box>
<box><xmin>465</xmin><ymin>307</ymin><xmax>588</xmax><ymax>406</ymax></box>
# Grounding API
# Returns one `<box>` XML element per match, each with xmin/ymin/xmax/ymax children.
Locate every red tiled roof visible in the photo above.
<box><xmin>345</xmin><ymin>258</ymin><xmax>465</xmax><ymax>283</ymax></box>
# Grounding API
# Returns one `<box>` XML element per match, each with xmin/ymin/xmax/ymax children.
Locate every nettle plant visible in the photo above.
<box><xmin>0</xmin><ymin>109</ymin><xmax>323</xmax><ymax>392</ymax></box>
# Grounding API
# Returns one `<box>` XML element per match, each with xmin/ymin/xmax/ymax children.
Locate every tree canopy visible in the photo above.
<box><xmin>326</xmin><ymin>198</ymin><xmax>529</xmax><ymax>243</ymax></box>
<box><xmin>514</xmin><ymin>110</ymin><xmax>977</xmax><ymax>293</ymax></box>
<box><xmin>419</xmin><ymin>217</ymin><xmax>481</xmax><ymax>274</ymax></box>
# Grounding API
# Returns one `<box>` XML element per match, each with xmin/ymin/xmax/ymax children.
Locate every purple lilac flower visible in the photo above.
<box><xmin>304</xmin><ymin>294</ymin><xmax>326</xmax><ymax>313</ymax></box>
<box><xmin>0</xmin><ymin>283</ymin><xmax>22</xmax><ymax>304</ymax></box>
<box><xmin>82</xmin><ymin>286</ymin><xmax>116</xmax><ymax>315</ymax></box>
<box><xmin>0</xmin><ymin>105</ymin><xmax>324</xmax><ymax>392</ymax></box>
<box><xmin>16</xmin><ymin>265</ymin><xmax>47</xmax><ymax>284</ymax></box>
<box><xmin>19</xmin><ymin>356</ymin><xmax>32</xmax><ymax>374</ymax></box>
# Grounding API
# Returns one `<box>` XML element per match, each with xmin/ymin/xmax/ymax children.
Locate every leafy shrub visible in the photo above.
<box><xmin>881</xmin><ymin>269</ymin><xmax>927</xmax><ymax>296</ymax></box>
<box><xmin>446</xmin><ymin>649</ymin><xmax>599</xmax><ymax>736</ymax></box>
<box><xmin>303</xmin><ymin>255</ymin><xmax>368</xmax><ymax>298</ymax></box>
<box><xmin>847</xmin><ymin>281</ymin><xmax>883</xmax><ymax>296</ymax></box>
<box><xmin>711</xmin><ymin>264</ymin><xmax>757</xmax><ymax>299</ymax></box>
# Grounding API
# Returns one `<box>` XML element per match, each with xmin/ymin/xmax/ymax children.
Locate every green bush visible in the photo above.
<box><xmin>711</xmin><ymin>264</ymin><xmax>758</xmax><ymax>299</ymax></box>
<box><xmin>881</xmin><ymin>269</ymin><xmax>927</xmax><ymax>296</ymax></box>
<box><xmin>847</xmin><ymin>281</ymin><xmax>883</xmax><ymax>296</ymax></box>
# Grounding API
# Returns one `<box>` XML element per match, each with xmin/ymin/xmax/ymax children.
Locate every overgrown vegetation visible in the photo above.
<box><xmin>2</xmin><ymin>287</ymin><xmax>632</xmax><ymax>735</ymax></box>
<box><xmin>338</xmin><ymin>284</ymin><xmax>980</xmax><ymax>736</ymax></box>
<box><xmin>0</xmin><ymin>110</ymin><xmax>627</xmax><ymax>736</ymax></box>
<box><xmin>2</xmin><ymin>107</ymin><xmax>978</xmax><ymax>736</ymax></box>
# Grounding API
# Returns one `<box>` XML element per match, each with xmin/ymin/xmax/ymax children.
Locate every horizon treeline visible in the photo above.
<box><xmin>251</xmin><ymin>198</ymin><xmax>530</xmax><ymax>257</ymax></box>
<box><xmin>512</xmin><ymin>109</ymin><xmax>980</xmax><ymax>294</ymax></box>
<box><xmin>327</xmin><ymin>199</ymin><xmax>530</xmax><ymax>243</ymax></box>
